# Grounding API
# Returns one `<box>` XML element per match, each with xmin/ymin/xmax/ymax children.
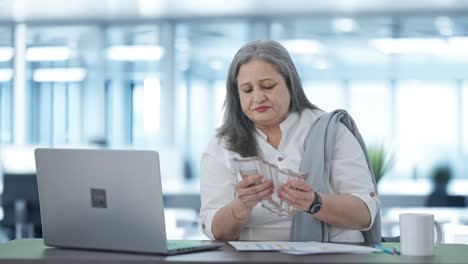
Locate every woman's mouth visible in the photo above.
<box><xmin>255</xmin><ymin>106</ymin><xmax>269</xmax><ymax>113</ymax></box>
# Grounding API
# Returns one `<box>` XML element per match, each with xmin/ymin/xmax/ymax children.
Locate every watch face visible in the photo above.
<box><xmin>310</xmin><ymin>204</ymin><xmax>321</xmax><ymax>214</ymax></box>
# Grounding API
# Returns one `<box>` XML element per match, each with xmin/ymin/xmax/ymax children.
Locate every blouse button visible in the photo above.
<box><xmin>277</xmin><ymin>157</ymin><xmax>284</xmax><ymax>162</ymax></box>
<box><xmin>370</xmin><ymin>192</ymin><xmax>375</xmax><ymax>197</ymax></box>
<box><xmin>202</xmin><ymin>223</ymin><xmax>206</xmax><ymax>229</ymax></box>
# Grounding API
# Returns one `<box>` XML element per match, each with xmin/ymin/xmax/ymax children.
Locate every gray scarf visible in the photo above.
<box><xmin>289</xmin><ymin>109</ymin><xmax>381</xmax><ymax>243</ymax></box>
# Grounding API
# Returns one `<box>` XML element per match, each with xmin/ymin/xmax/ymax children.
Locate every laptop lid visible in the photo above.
<box><xmin>34</xmin><ymin>148</ymin><xmax>222</xmax><ymax>254</ymax></box>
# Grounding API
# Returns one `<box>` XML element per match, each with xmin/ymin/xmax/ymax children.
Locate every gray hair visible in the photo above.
<box><xmin>217</xmin><ymin>40</ymin><xmax>317</xmax><ymax>157</ymax></box>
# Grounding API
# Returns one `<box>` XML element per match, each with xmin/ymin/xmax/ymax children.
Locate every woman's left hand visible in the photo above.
<box><xmin>277</xmin><ymin>180</ymin><xmax>316</xmax><ymax>212</ymax></box>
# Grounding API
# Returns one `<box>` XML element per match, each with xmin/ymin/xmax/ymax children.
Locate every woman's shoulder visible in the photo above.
<box><xmin>309</xmin><ymin>107</ymin><xmax>327</xmax><ymax>117</ymax></box>
<box><xmin>297</xmin><ymin>108</ymin><xmax>326</xmax><ymax>126</ymax></box>
<box><xmin>205</xmin><ymin>135</ymin><xmax>226</xmax><ymax>153</ymax></box>
<box><xmin>204</xmin><ymin>134</ymin><xmax>239</xmax><ymax>158</ymax></box>
<box><xmin>300</xmin><ymin>108</ymin><xmax>352</xmax><ymax>142</ymax></box>
<box><xmin>202</xmin><ymin>135</ymin><xmax>240</xmax><ymax>172</ymax></box>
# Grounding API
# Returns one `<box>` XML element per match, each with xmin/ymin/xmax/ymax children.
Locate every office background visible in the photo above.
<box><xmin>0</xmin><ymin>0</ymin><xmax>467</xmax><ymax>242</ymax></box>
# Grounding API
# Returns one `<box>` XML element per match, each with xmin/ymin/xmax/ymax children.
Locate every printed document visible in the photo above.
<box><xmin>229</xmin><ymin>241</ymin><xmax>381</xmax><ymax>255</ymax></box>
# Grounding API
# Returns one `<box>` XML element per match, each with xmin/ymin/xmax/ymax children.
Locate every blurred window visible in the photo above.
<box><xmin>272</xmin><ymin>16</ymin><xmax>468</xmax><ymax>183</ymax></box>
<box><xmin>105</xmin><ymin>25</ymin><xmax>163</xmax><ymax>147</ymax></box>
<box><xmin>1</xmin><ymin>15</ymin><xmax>466</xmax><ymax>188</ymax></box>
<box><xmin>303</xmin><ymin>81</ymin><xmax>346</xmax><ymax>112</ymax></box>
<box><xmin>395</xmin><ymin>81</ymin><xmax>458</xmax><ymax>179</ymax></box>
<box><xmin>0</xmin><ymin>26</ymin><xmax>13</xmax><ymax>144</ymax></box>
<box><xmin>214</xmin><ymin>80</ymin><xmax>226</xmax><ymax>127</ymax></box>
<box><xmin>26</xmin><ymin>25</ymin><xmax>99</xmax><ymax>146</ymax></box>
<box><xmin>3</xmin><ymin>14</ymin><xmax>468</xmax><ymax>243</ymax></box>
<box><xmin>463</xmin><ymin>82</ymin><xmax>468</xmax><ymax>156</ymax></box>
<box><xmin>175</xmin><ymin>21</ymin><xmax>249</xmax><ymax>179</ymax></box>
<box><xmin>349</xmin><ymin>81</ymin><xmax>391</xmax><ymax>145</ymax></box>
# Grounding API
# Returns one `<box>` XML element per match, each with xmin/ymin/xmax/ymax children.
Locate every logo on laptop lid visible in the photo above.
<box><xmin>90</xmin><ymin>188</ymin><xmax>107</xmax><ymax>208</ymax></box>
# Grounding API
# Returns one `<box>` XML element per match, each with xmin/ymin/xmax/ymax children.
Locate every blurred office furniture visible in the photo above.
<box><xmin>1</xmin><ymin>175</ymin><xmax>41</xmax><ymax>239</ymax></box>
<box><xmin>425</xmin><ymin>164</ymin><xmax>466</xmax><ymax>207</ymax></box>
<box><xmin>0</xmin><ymin>146</ymin><xmax>42</xmax><ymax>239</ymax></box>
<box><xmin>426</xmin><ymin>194</ymin><xmax>466</xmax><ymax>207</ymax></box>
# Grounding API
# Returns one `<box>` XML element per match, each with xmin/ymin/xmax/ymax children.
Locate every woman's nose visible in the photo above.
<box><xmin>252</xmin><ymin>89</ymin><xmax>266</xmax><ymax>102</ymax></box>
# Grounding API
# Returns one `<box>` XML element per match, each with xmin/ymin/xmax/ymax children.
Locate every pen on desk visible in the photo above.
<box><xmin>373</xmin><ymin>244</ymin><xmax>394</xmax><ymax>255</ymax></box>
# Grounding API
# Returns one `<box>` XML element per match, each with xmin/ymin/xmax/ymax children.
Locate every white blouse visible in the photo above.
<box><xmin>199</xmin><ymin>109</ymin><xmax>381</xmax><ymax>242</ymax></box>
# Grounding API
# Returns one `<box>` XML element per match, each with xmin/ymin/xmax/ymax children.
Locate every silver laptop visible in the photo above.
<box><xmin>34</xmin><ymin>148</ymin><xmax>223</xmax><ymax>255</ymax></box>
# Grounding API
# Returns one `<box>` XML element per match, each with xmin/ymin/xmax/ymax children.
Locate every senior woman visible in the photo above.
<box><xmin>200</xmin><ymin>40</ymin><xmax>381</xmax><ymax>242</ymax></box>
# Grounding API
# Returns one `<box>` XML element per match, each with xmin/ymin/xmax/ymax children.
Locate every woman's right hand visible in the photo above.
<box><xmin>233</xmin><ymin>175</ymin><xmax>273</xmax><ymax>220</ymax></box>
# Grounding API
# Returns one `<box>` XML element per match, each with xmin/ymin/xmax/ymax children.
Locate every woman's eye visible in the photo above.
<box><xmin>263</xmin><ymin>84</ymin><xmax>275</xmax><ymax>90</ymax></box>
<box><xmin>242</xmin><ymin>88</ymin><xmax>253</xmax><ymax>93</ymax></box>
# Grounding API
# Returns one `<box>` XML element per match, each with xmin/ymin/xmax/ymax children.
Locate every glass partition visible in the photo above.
<box><xmin>174</xmin><ymin>21</ymin><xmax>250</xmax><ymax>181</ymax></box>
<box><xmin>0</xmin><ymin>12</ymin><xmax>468</xmax><ymax>243</ymax></box>
<box><xmin>464</xmin><ymin>82</ymin><xmax>468</xmax><ymax>156</ymax></box>
<box><xmin>105</xmin><ymin>25</ymin><xmax>164</xmax><ymax>148</ymax></box>
<box><xmin>272</xmin><ymin>16</ymin><xmax>468</xmax><ymax>184</ymax></box>
<box><xmin>26</xmin><ymin>25</ymin><xmax>100</xmax><ymax>146</ymax></box>
<box><xmin>304</xmin><ymin>81</ymin><xmax>346</xmax><ymax>111</ymax></box>
<box><xmin>0</xmin><ymin>26</ymin><xmax>13</xmax><ymax>144</ymax></box>
<box><xmin>349</xmin><ymin>81</ymin><xmax>392</xmax><ymax>145</ymax></box>
<box><xmin>395</xmin><ymin>81</ymin><xmax>458</xmax><ymax>180</ymax></box>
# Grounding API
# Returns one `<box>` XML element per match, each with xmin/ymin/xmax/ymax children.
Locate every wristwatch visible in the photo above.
<box><xmin>306</xmin><ymin>191</ymin><xmax>322</xmax><ymax>214</ymax></box>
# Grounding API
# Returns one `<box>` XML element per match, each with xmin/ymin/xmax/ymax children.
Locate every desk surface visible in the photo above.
<box><xmin>1</xmin><ymin>239</ymin><xmax>468</xmax><ymax>264</ymax></box>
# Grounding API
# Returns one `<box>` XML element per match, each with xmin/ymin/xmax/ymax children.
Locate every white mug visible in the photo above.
<box><xmin>399</xmin><ymin>213</ymin><xmax>442</xmax><ymax>256</ymax></box>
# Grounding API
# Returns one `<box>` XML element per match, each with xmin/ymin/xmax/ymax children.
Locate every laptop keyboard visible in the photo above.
<box><xmin>166</xmin><ymin>240</ymin><xmax>223</xmax><ymax>254</ymax></box>
<box><xmin>167</xmin><ymin>240</ymin><xmax>200</xmax><ymax>250</ymax></box>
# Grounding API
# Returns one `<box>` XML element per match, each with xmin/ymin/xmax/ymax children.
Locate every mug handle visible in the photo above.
<box><xmin>434</xmin><ymin>221</ymin><xmax>442</xmax><ymax>246</ymax></box>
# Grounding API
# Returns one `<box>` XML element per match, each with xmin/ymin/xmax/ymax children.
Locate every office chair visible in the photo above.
<box><xmin>1</xmin><ymin>172</ymin><xmax>42</xmax><ymax>239</ymax></box>
<box><xmin>0</xmin><ymin>145</ymin><xmax>43</xmax><ymax>239</ymax></box>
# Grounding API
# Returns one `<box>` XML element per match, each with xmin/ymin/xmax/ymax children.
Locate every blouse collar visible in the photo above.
<box><xmin>254</xmin><ymin>111</ymin><xmax>299</xmax><ymax>140</ymax></box>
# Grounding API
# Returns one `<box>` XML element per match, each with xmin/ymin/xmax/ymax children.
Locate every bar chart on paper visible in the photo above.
<box><xmin>229</xmin><ymin>241</ymin><xmax>381</xmax><ymax>255</ymax></box>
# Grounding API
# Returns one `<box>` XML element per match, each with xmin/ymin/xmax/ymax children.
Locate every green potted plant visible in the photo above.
<box><xmin>367</xmin><ymin>144</ymin><xmax>395</xmax><ymax>184</ymax></box>
<box><xmin>430</xmin><ymin>164</ymin><xmax>452</xmax><ymax>194</ymax></box>
<box><xmin>425</xmin><ymin>163</ymin><xmax>464</xmax><ymax>207</ymax></box>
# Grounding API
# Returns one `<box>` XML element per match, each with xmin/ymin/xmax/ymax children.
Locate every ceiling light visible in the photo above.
<box><xmin>26</xmin><ymin>46</ymin><xmax>71</xmax><ymax>61</ymax></box>
<box><xmin>0</xmin><ymin>69</ymin><xmax>13</xmax><ymax>82</ymax></box>
<box><xmin>333</xmin><ymin>18</ymin><xmax>358</xmax><ymax>33</ymax></box>
<box><xmin>209</xmin><ymin>59</ymin><xmax>223</xmax><ymax>70</ymax></box>
<box><xmin>0</xmin><ymin>47</ymin><xmax>14</xmax><ymax>62</ymax></box>
<box><xmin>33</xmin><ymin>68</ymin><xmax>86</xmax><ymax>82</ymax></box>
<box><xmin>370</xmin><ymin>38</ymin><xmax>447</xmax><ymax>54</ymax></box>
<box><xmin>312</xmin><ymin>58</ymin><xmax>330</xmax><ymax>70</ymax></box>
<box><xmin>107</xmin><ymin>45</ymin><xmax>164</xmax><ymax>61</ymax></box>
<box><xmin>138</xmin><ymin>0</ymin><xmax>164</xmax><ymax>17</ymax></box>
<box><xmin>281</xmin><ymin>39</ymin><xmax>321</xmax><ymax>55</ymax></box>
<box><xmin>434</xmin><ymin>16</ymin><xmax>453</xmax><ymax>37</ymax></box>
